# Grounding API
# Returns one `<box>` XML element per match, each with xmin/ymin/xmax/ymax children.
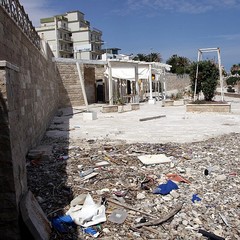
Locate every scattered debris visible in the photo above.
<box><xmin>166</xmin><ymin>173</ymin><xmax>191</xmax><ymax>184</ymax></box>
<box><xmin>83</xmin><ymin>227</ymin><xmax>100</xmax><ymax>238</ymax></box>
<box><xmin>51</xmin><ymin>215</ymin><xmax>74</xmax><ymax>233</ymax></box>
<box><xmin>153</xmin><ymin>180</ymin><xmax>179</xmax><ymax>195</ymax></box>
<box><xmin>138</xmin><ymin>154</ymin><xmax>171</xmax><ymax>165</ymax></box>
<box><xmin>66</xmin><ymin>193</ymin><xmax>106</xmax><ymax>228</ymax></box>
<box><xmin>219</xmin><ymin>213</ymin><xmax>230</xmax><ymax>227</ymax></box>
<box><xmin>192</xmin><ymin>194</ymin><xmax>201</xmax><ymax>203</ymax></box>
<box><xmin>79</xmin><ymin>168</ymin><xmax>95</xmax><ymax>177</ymax></box>
<box><xmin>134</xmin><ymin>204</ymin><xmax>183</xmax><ymax>228</ymax></box>
<box><xmin>26</xmin><ymin>132</ymin><xmax>240</xmax><ymax>239</ymax></box>
<box><xmin>198</xmin><ymin>229</ymin><xmax>225</xmax><ymax>240</ymax></box>
<box><xmin>109</xmin><ymin>209</ymin><xmax>128</xmax><ymax>224</ymax></box>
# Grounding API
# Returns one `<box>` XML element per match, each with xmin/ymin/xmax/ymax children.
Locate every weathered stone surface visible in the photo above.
<box><xmin>163</xmin><ymin>99</ymin><xmax>174</xmax><ymax>107</ymax></box>
<box><xmin>0</xmin><ymin>6</ymin><xmax>62</xmax><ymax>239</ymax></box>
<box><xmin>131</xmin><ymin>103</ymin><xmax>140</xmax><ymax>110</ymax></box>
<box><xmin>102</xmin><ymin>105</ymin><xmax>118</xmax><ymax>113</ymax></box>
<box><xmin>186</xmin><ymin>103</ymin><xmax>231</xmax><ymax>112</ymax></box>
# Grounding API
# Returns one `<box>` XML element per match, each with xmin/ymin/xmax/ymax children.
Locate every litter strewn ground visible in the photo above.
<box><xmin>27</xmin><ymin>96</ymin><xmax>240</xmax><ymax>239</ymax></box>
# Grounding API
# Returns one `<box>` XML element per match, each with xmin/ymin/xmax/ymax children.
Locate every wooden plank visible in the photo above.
<box><xmin>139</xmin><ymin>115</ymin><xmax>166</xmax><ymax>122</ymax></box>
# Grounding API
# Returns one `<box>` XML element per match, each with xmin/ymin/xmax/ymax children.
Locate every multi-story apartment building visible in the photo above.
<box><xmin>36</xmin><ymin>11</ymin><xmax>103</xmax><ymax>60</ymax></box>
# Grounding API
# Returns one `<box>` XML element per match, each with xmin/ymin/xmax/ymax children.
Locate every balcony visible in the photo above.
<box><xmin>58</xmin><ymin>25</ymin><xmax>71</xmax><ymax>32</ymax></box>
<box><xmin>59</xmin><ymin>47</ymin><xmax>73</xmax><ymax>53</ymax></box>
<box><xmin>92</xmin><ymin>27</ymin><xmax>102</xmax><ymax>34</ymax></box>
<box><xmin>59</xmin><ymin>36</ymin><xmax>73</xmax><ymax>43</ymax></box>
<box><xmin>80</xmin><ymin>26</ymin><xmax>90</xmax><ymax>31</ymax></box>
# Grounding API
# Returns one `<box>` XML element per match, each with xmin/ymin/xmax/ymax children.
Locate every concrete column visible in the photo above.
<box><xmin>108</xmin><ymin>61</ymin><xmax>113</xmax><ymax>105</ymax></box>
<box><xmin>54</xmin><ymin>17</ymin><xmax>59</xmax><ymax>58</ymax></box>
<box><xmin>135</xmin><ymin>64</ymin><xmax>139</xmax><ymax>103</ymax></box>
<box><xmin>217</xmin><ymin>48</ymin><xmax>224</xmax><ymax>101</ymax></box>
<box><xmin>148</xmin><ymin>63</ymin><xmax>155</xmax><ymax>104</ymax></box>
<box><xmin>76</xmin><ymin>62</ymin><xmax>89</xmax><ymax>111</ymax></box>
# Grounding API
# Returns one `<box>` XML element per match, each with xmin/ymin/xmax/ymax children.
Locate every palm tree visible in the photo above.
<box><xmin>133</xmin><ymin>52</ymin><xmax>162</xmax><ymax>62</ymax></box>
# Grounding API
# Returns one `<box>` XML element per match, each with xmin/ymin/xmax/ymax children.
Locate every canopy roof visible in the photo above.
<box><xmin>106</xmin><ymin>59</ymin><xmax>171</xmax><ymax>80</ymax></box>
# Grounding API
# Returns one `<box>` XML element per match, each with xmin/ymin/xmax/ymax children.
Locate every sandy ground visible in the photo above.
<box><xmin>46</xmin><ymin>95</ymin><xmax>240</xmax><ymax>144</ymax></box>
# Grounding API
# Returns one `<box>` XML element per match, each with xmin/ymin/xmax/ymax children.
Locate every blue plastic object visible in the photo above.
<box><xmin>192</xmin><ymin>194</ymin><xmax>201</xmax><ymax>203</ymax></box>
<box><xmin>51</xmin><ymin>215</ymin><xmax>74</xmax><ymax>233</ymax></box>
<box><xmin>153</xmin><ymin>180</ymin><xmax>179</xmax><ymax>195</ymax></box>
<box><xmin>84</xmin><ymin>227</ymin><xmax>99</xmax><ymax>237</ymax></box>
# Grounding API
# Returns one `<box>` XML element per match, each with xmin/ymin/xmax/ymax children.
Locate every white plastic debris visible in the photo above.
<box><xmin>66</xmin><ymin>193</ymin><xmax>106</xmax><ymax>227</ymax></box>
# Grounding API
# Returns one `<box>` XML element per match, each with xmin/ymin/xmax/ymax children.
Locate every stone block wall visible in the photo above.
<box><xmin>57</xmin><ymin>62</ymin><xmax>84</xmax><ymax>107</ymax></box>
<box><xmin>57</xmin><ymin>61</ymin><xmax>96</xmax><ymax>107</ymax></box>
<box><xmin>165</xmin><ymin>73</ymin><xmax>191</xmax><ymax>93</ymax></box>
<box><xmin>95</xmin><ymin>64</ymin><xmax>105</xmax><ymax>80</ymax></box>
<box><xmin>0</xmin><ymin>6</ymin><xmax>63</xmax><ymax>239</ymax></box>
<box><xmin>0</xmin><ymin>64</ymin><xmax>20</xmax><ymax>239</ymax></box>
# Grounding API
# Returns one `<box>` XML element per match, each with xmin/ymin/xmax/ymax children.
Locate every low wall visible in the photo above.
<box><xmin>0</xmin><ymin>6</ymin><xmax>63</xmax><ymax>239</ymax></box>
<box><xmin>186</xmin><ymin>103</ymin><xmax>231</xmax><ymax>112</ymax></box>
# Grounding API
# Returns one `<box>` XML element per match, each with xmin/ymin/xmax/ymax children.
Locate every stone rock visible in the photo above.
<box><xmin>162</xmin><ymin>195</ymin><xmax>173</xmax><ymax>201</ymax></box>
<box><xmin>137</xmin><ymin>192</ymin><xmax>146</xmax><ymax>200</ymax></box>
<box><xmin>182</xmin><ymin>220</ymin><xmax>189</xmax><ymax>226</ymax></box>
<box><xmin>216</xmin><ymin>174</ymin><xmax>227</xmax><ymax>181</ymax></box>
<box><xmin>102</xmin><ymin>228</ymin><xmax>110</xmax><ymax>234</ymax></box>
<box><xmin>170</xmin><ymin>190</ymin><xmax>180</xmax><ymax>198</ymax></box>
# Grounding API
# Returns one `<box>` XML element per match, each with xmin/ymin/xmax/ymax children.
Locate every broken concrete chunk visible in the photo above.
<box><xmin>20</xmin><ymin>190</ymin><xmax>51</xmax><ymax>240</ymax></box>
<box><xmin>138</xmin><ymin>154</ymin><xmax>171</xmax><ymax>165</ymax></box>
<box><xmin>216</xmin><ymin>175</ymin><xmax>227</xmax><ymax>181</ymax></box>
<box><xmin>27</xmin><ymin>145</ymin><xmax>52</xmax><ymax>161</ymax></box>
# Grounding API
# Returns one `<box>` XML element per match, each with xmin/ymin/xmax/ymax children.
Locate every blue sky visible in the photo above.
<box><xmin>20</xmin><ymin>0</ymin><xmax>240</xmax><ymax>72</ymax></box>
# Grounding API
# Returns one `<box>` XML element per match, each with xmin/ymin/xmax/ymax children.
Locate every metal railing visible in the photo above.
<box><xmin>58</xmin><ymin>24</ymin><xmax>71</xmax><ymax>32</ymax></box>
<box><xmin>0</xmin><ymin>0</ymin><xmax>41</xmax><ymax>50</ymax></box>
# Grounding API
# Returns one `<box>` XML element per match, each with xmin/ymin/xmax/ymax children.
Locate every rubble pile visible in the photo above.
<box><xmin>27</xmin><ymin>133</ymin><xmax>240</xmax><ymax>239</ymax></box>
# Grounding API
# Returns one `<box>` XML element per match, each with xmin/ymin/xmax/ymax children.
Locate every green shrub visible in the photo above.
<box><xmin>189</xmin><ymin>60</ymin><xmax>219</xmax><ymax>101</ymax></box>
<box><xmin>226</xmin><ymin>76</ymin><xmax>240</xmax><ymax>86</ymax></box>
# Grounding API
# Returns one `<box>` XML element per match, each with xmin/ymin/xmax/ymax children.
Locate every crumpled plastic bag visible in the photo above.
<box><xmin>66</xmin><ymin>193</ymin><xmax>106</xmax><ymax>227</ymax></box>
<box><xmin>51</xmin><ymin>215</ymin><xmax>74</xmax><ymax>233</ymax></box>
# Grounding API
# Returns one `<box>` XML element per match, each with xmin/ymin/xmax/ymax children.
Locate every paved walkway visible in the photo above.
<box><xmin>47</xmin><ymin>96</ymin><xmax>240</xmax><ymax>144</ymax></box>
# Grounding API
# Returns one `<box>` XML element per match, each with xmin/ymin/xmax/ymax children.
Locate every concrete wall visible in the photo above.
<box><xmin>0</xmin><ymin>6</ymin><xmax>63</xmax><ymax>239</ymax></box>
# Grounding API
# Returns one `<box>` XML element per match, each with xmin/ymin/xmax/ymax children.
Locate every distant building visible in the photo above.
<box><xmin>36</xmin><ymin>11</ymin><xmax>103</xmax><ymax>60</ymax></box>
<box><xmin>101</xmin><ymin>48</ymin><xmax>133</xmax><ymax>61</ymax></box>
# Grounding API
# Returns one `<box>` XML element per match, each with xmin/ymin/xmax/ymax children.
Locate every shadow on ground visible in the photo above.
<box><xmin>26</xmin><ymin>106</ymin><xmax>84</xmax><ymax>239</ymax></box>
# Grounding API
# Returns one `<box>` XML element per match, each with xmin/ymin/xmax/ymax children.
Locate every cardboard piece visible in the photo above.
<box><xmin>20</xmin><ymin>190</ymin><xmax>51</xmax><ymax>240</ymax></box>
<box><xmin>138</xmin><ymin>154</ymin><xmax>171</xmax><ymax>165</ymax></box>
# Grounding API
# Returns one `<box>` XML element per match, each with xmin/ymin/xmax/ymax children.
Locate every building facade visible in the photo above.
<box><xmin>36</xmin><ymin>11</ymin><xmax>103</xmax><ymax>60</ymax></box>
